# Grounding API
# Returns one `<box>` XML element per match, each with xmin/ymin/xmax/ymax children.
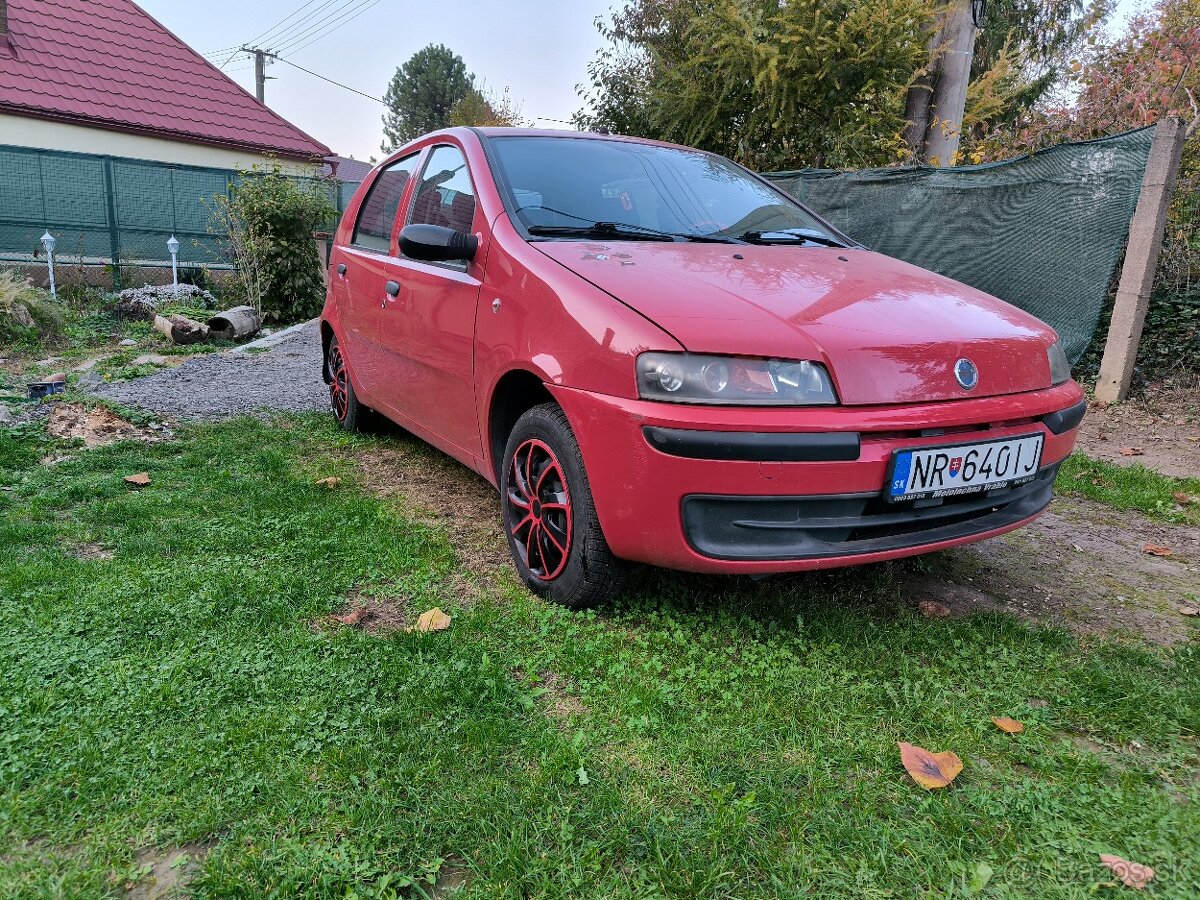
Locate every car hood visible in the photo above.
<box><xmin>535</xmin><ymin>241</ymin><xmax>1057</xmax><ymax>405</ymax></box>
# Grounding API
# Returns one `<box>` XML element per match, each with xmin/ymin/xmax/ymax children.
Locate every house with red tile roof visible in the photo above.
<box><xmin>0</xmin><ymin>0</ymin><xmax>332</xmax><ymax>172</ymax></box>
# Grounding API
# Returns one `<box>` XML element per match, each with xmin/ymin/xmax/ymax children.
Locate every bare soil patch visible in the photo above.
<box><xmin>125</xmin><ymin>839</ymin><xmax>213</xmax><ymax>900</ymax></box>
<box><xmin>45</xmin><ymin>402</ymin><xmax>168</xmax><ymax>448</ymax></box>
<box><xmin>351</xmin><ymin>434</ymin><xmax>510</xmax><ymax>579</ymax></box>
<box><xmin>68</xmin><ymin>541</ymin><xmax>114</xmax><ymax>561</ymax></box>
<box><xmin>428</xmin><ymin>856</ymin><xmax>470</xmax><ymax>897</ymax></box>
<box><xmin>1077</xmin><ymin>381</ymin><xmax>1200</xmax><ymax>479</ymax></box>
<box><xmin>536</xmin><ymin>671</ymin><xmax>588</xmax><ymax>722</ymax></box>
<box><xmin>903</xmin><ymin>495</ymin><xmax>1200</xmax><ymax>646</ymax></box>
<box><xmin>317</xmin><ymin>590</ymin><xmax>411</xmax><ymax>636</ymax></box>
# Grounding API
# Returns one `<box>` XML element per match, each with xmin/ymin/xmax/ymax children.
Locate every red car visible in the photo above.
<box><xmin>321</xmin><ymin>128</ymin><xmax>1086</xmax><ymax>608</ymax></box>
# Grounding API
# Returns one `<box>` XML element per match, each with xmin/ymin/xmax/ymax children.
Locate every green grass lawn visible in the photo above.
<box><xmin>0</xmin><ymin>417</ymin><xmax>1197</xmax><ymax>898</ymax></box>
<box><xmin>1055</xmin><ymin>453</ymin><xmax>1200</xmax><ymax>527</ymax></box>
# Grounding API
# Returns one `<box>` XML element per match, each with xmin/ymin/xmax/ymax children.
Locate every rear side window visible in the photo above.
<box><xmin>352</xmin><ymin>154</ymin><xmax>420</xmax><ymax>252</ymax></box>
<box><xmin>408</xmin><ymin>145</ymin><xmax>476</xmax><ymax>236</ymax></box>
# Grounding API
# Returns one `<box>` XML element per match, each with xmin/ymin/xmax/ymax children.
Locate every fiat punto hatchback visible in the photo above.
<box><xmin>321</xmin><ymin>128</ymin><xmax>1086</xmax><ymax>608</ymax></box>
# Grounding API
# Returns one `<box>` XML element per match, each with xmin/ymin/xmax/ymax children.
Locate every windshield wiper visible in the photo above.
<box><xmin>527</xmin><ymin>222</ymin><xmax>742</xmax><ymax>244</ymax></box>
<box><xmin>739</xmin><ymin>228</ymin><xmax>847</xmax><ymax>248</ymax></box>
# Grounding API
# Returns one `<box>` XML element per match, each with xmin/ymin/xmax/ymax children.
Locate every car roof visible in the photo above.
<box><xmin>470</xmin><ymin>127</ymin><xmax>700</xmax><ymax>153</ymax></box>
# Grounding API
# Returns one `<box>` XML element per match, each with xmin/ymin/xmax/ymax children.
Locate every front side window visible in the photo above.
<box><xmin>408</xmin><ymin>145</ymin><xmax>477</xmax><ymax>235</ymax></box>
<box><xmin>489</xmin><ymin>136</ymin><xmax>837</xmax><ymax>243</ymax></box>
<box><xmin>352</xmin><ymin>153</ymin><xmax>419</xmax><ymax>252</ymax></box>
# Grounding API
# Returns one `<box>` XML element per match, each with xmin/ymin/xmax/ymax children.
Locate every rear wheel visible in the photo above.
<box><xmin>501</xmin><ymin>404</ymin><xmax>623</xmax><ymax>609</ymax></box>
<box><xmin>327</xmin><ymin>336</ymin><xmax>365</xmax><ymax>432</ymax></box>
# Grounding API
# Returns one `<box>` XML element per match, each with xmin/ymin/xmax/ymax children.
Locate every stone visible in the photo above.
<box><xmin>131</xmin><ymin>354</ymin><xmax>170</xmax><ymax>367</ymax></box>
<box><xmin>118</xmin><ymin>338</ymin><xmax>137</xmax><ymax>347</ymax></box>
<box><xmin>77</xmin><ymin>370</ymin><xmax>105</xmax><ymax>391</ymax></box>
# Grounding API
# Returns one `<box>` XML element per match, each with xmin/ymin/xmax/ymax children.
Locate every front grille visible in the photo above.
<box><xmin>682</xmin><ymin>464</ymin><xmax>1059</xmax><ymax>561</ymax></box>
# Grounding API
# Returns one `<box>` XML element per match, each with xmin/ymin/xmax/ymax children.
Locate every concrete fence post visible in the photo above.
<box><xmin>1095</xmin><ymin>117</ymin><xmax>1187</xmax><ymax>403</ymax></box>
<box><xmin>313</xmin><ymin>231</ymin><xmax>333</xmax><ymax>285</ymax></box>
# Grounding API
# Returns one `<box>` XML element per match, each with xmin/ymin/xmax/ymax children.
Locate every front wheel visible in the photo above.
<box><xmin>501</xmin><ymin>404</ymin><xmax>624</xmax><ymax>609</ymax></box>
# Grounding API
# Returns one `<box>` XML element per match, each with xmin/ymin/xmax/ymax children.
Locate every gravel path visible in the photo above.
<box><xmin>94</xmin><ymin>321</ymin><xmax>328</xmax><ymax>420</ymax></box>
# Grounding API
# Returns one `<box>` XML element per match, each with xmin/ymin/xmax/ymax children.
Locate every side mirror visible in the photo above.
<box><xmin>398</xmin><ymin>224</ymin><xmax>478</xmax><ymax>262</ymax></box>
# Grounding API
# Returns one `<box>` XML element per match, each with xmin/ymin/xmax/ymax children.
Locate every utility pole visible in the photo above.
<box><xmin>241</xmin><ymin>46</ymin><xmax>277</xmax><ymax>104</ymax></box>
<box><xmin>903</xmin><ymin>0</ymin><xmax>979</xmax><ymax>165</ymax></box>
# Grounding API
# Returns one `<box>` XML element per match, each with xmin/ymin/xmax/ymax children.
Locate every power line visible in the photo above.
<box><xmin>217</xmin><ymin>47</ymin><xmax>243</xmax><ymax>70</ymax></box>
<box><xmin>273</xmin><ymin>56</ymin><xmax>383</xmax><ymax>104</ymax></box>
<box><xmin>276</xmin><ymin>0</ymin><xmax>384</xmax><ymax>57</ymax></box>
<box><xmin>244</xmin><ymin>0</ymin><xmax>329</xmax><ymax>49</ymax></box>
<box><xmin>271</xmin><ymin>0</ymin><xmax>366</xmax><ymax>55</ymax></box>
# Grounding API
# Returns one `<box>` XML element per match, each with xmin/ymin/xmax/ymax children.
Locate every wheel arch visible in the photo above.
<box><xmin>319</xmin><ymin>319</ymin><xmax>335</xmax><ymax>384</ymax></box>
<box><xmin>487</xmin><ymin>368</ymin><xmax>557</xmax><ymax>483</ymax></box>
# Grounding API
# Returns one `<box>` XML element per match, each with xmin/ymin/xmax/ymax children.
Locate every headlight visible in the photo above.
<box><xmin>1047</xmin><ymin>341</ymin><xmax>1071</xmax><ymax>385</ymax></box>
<box><xmin>636</xmin><ymin>352</ymin><xmax>838</xmax><ymax>405</ymax></box>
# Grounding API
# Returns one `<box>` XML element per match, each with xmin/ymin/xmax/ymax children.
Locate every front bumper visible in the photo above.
<box><xmin>550</xmin><ymin>382</ymin><xmax>1085</xmax><ymax>574</ymax></box>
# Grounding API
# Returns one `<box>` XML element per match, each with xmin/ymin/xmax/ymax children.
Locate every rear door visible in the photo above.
<box><xmin>376</xmin><ymin>143</ymin><xmax>485</xmax><ymax>463</ymax></box>
<box><xmin>334</xmin><ymin>152</ymin><xmax>422</xmax><ymax>401</ymax></box>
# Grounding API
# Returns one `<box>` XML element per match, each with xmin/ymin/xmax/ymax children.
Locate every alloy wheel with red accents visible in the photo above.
<box><xmin>505</xmin><ymin>438</ymin><xmax>573</xmax><ymax>581</ymax></box>
<box><xmin>325</xmin><ymin>336</ymin><xmax>363</xmax><ymax>431</ymax></box>
<box><xmin>500</xmin><ymin>403</ymin><xmax>623</xmax><ymax>608</ymax></box>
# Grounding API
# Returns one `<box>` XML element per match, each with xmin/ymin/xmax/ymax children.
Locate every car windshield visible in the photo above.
<box><xmin>489</xmin><ymin>136</ymin><xmax>840</xmax><ymax>243</ymax></box>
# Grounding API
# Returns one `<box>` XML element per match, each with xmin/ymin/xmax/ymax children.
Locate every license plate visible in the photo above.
<box><xmin>886</xmin><ymin>434</ymin><xmax>1043</xmax><ymax>503</ymax></box>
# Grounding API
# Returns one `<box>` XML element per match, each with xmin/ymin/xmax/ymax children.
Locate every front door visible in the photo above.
<box><xmin>336</xmin><ymin>152</ymin><xmax>421</xmax><ymax>402</ymax></box>
<box><xmin>376</xmin><ymin>144</ymin><xmax>484</xmax><ymax>464</ymax></box>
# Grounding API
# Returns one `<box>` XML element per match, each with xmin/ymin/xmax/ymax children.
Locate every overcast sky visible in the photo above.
<box><xmin>140</xmin><ymin>0</ymin><xmax>1145</xmax><ymax>163</ymax></box>
<box><xmin>140</xmin><ymin>0</ymin><xmax>615</xmax><ymax>161</ymax></box>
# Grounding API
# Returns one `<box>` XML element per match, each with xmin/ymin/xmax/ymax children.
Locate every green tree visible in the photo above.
<box><xmin>381</xmin><ymin>44</ymin><xmax>473</xmax><ymax>152</ymax></box>
<box><xmin>577</xmin><ymin>0</ymin><xmax>1111</xmax><ymax>169</ymax></box>
<box><xmin>449</xmin><ymin>84</ymin><xmax>527</xmax><ymax>128</ymax></box>
<box><xmin>576</xmin><ymin>0</ymin><xmax>936</xmax><ymax>170</ymax></box>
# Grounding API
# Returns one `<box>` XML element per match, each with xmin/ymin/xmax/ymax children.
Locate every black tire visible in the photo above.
<box><xmin>500</xmin><ymin>403</ymin><xmax>624</xmax><ymax>609</ymax></box>
<box><xmin>326</xmin><ymin>336</ymin><xmax>365</xmax><ymax>432</ymax></box>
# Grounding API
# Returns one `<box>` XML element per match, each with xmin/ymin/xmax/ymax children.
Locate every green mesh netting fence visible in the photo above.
<box><xmin>0</xmin><ymin>144</ymin><xmax>356</xmax><ymax>287</ymax></box>
<box><xmin>761</xmin><ymin>126</ymin><xmax>1155</xmax><ymax>363</ymax></box>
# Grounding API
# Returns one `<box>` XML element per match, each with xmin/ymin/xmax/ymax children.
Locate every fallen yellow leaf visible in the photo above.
<box><xmin>992</xmin><ymin>716</ymin><xmax>1025</xmax><ymax>734</ymax></box>
<box><xmin>1098</xmin><ymin>853</ymin><xmax>1155</xmax><ymax>890</ymax></box>
<box><xmin>898</xmin><ymin>741</ymin><xmax>963</xmax><ymax>790</ymax></box>
<box><xmin>408</xmin><ymin>607</ymin><xmax>451</xmax><ymax>633</ymax></box>
<box><xmin>315</xmin><ymin>477</ymin><xmax>342</xmax><ymax>489</ymax></box>
<box><xmin>123</xmin><ymin>472</ymin><xmax>151</xmax><ymax>487</ymax></box>
<box><xmin>1179</xmin><ymin>605</ymin><xmax>1198</xmax><ymax>617</ymax></box>
<box><xmin>1142</xmin><ymin>543</ymin><xmax>1173</xmax><ymax>557</ymax></box>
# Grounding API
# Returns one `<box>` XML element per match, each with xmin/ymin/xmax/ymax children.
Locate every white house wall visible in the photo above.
<box><xmin>0</xmin><ymin>113</ymin><xmax>319</xmax><ymax>175</ymax></box>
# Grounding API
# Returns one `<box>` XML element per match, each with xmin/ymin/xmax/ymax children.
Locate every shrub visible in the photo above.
<box><xmin>209</xmin><ymin>165</ymin><xmax>337</xmax><ymax>325</ymax></box>
<box><xmin>0</xmin><ymin>270</ymin><xmax>66</xmax><ymax>344</ymax></box>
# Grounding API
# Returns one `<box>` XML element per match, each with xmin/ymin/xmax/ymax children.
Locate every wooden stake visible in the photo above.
<box><xmin>1095</xmin><ymin>117</ymin><xmax>1187</xmax><ymax>403</ymax></box>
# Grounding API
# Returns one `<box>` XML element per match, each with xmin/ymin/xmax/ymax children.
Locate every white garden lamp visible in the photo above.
<box><xmin>40</xmin><ymin>231</ymin><xmax>57</xmax><ymax>299</ymax></box>
<box><xmin>167</xmin><ymin>235</ymin><xmax>181</xmax><ymax>297</ymax></box>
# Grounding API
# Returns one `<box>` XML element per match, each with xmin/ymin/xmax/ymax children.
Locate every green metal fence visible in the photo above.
<box><xmin>0</xmin><ymin>144</ymin><xmax>361</xmax><ymax>290</ymax></box>
<box><xmin>762</xmin><ymin>127</ymin><xmax>1155</xmax><ymax>364</ymax></box>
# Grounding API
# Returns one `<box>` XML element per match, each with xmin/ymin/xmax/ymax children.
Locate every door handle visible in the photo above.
<box><xmin>337</xmin><ymin>263</ymin><xmax>347</xmax><ymax>276</ymax></box>
<box><xmin>382</xmin><ymin>279</ymin><xmax>402</xmax><ymax>309</ymax></box>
